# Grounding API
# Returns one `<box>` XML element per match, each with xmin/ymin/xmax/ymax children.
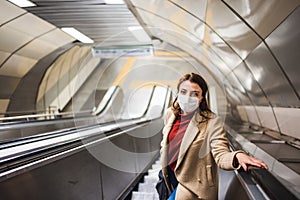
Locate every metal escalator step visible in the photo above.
<box><xmin>138</xmin><ymin>182</ymin><xmax>157</xmax><ymax>193</ymax></box>
<box><xmin>148</xmin><ymin>168</ymin><xmax>160</xmax><ymax>176</ymax></box>
<box><xmin>144</xmin><ymin>175</ymin><xmax>159</xmax><ymax>184</ymax></box>
<box><xmin>131</xmin><ymin>191</ymin><xmax>159</xmax><ymax>200</ymax></box>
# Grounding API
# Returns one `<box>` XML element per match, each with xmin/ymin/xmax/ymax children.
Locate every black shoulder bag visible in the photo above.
<box><xmin>155</xmin><ymin>169</ymin><xmax>169</xmax><ymax>200</ymax></box>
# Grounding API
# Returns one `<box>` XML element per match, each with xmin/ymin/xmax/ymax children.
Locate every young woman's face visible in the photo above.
<box><xmin>178</xmin><ymin>80</ymin><xmax>203</xmax><ymax>101</ymax></box>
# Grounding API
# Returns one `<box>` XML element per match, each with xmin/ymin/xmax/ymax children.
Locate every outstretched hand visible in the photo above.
<box><xmin>235</xmin><ymin>152</ymin><xmax>268</xmax><ymax>171</ymax></box>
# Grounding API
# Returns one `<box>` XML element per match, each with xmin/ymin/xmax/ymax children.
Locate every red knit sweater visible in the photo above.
<box><xmin>167</xmin><ymin>112</ymin><xmax>194</xmax><ymax>171</ymax></box>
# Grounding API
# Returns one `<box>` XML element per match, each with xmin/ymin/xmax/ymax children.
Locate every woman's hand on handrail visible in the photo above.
<box><xmin>235</xmin><ymin>152</ymin><xmax>268</xmax><ymax>171</ymax></box>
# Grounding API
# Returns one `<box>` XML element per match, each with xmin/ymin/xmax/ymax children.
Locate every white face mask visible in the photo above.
<box><xmin>177</xmin><ymin>94</ymin><xmax>200</xmax><ymax>113</ymax></box>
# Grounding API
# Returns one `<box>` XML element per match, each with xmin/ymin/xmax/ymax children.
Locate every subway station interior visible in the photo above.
<box><xmin>0</xmin><ymin>0</ymin><xmax>299</xmax><ymax>199</ymax></box>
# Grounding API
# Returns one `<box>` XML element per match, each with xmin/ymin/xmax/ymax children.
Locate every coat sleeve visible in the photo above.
<box><xmin>160</xmin><ymin>107</ymin><xmax>173</xmax><ymax>149</ymax></box>
<box><xmin>163</xmin><ymin>107</ymin><xmax>173</xmax><ymax>125</ymax></box>
<box><xmin>208</xmin><ymin>116</ymin><xmax>243</xmax><ymax>170</ymax></box>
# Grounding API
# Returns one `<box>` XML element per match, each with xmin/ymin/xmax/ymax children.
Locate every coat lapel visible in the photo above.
<box><xmin>175</xmin><ymin>113</ymin><xmax>206</xmax><ymax>170</ymax></box>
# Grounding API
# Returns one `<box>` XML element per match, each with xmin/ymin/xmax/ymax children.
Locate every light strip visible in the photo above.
<box><xmin>61</xmin><ymin>27</ymin><xmax>94</xmax><ymax>44</ymax></box>
<box><xmin>8</xmin><ymin>0</ymin><xmax>36</xmax><ymax>7</ymax></box>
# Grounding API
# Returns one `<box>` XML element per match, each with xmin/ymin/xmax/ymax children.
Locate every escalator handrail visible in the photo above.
<box><xmin>226</xmin><ymin>126</ymin><xmax>299</xmax><ymax>200</ymax></box>
<box><xmin>0</xmin><ymin>110</ymin><xmax>91</xmax><ymax>123</ymax></box>
<box><xmin>0</xmin><ymin>85</ymin><xmax>171</xmax><ymax>155</ymax></box>
<box><xmin>0</xmin><ymin>118</ymin><xmax>148</xmax><ymax>161</ymax></box>
<box><xmin>0</xmin><ymin>85</ymin><xmax>170</xmax><ymax>147</ymax></box>
<box><xmin>93</xmin><ymin>85</ymin><xmax>120</xmax><ymax>116</ymax></box>
<box><xmin>0</xmin><ymin>86</ymin><xmax>120</xmax><ymax>125</ymax></box>
<box><xmin>0</xmin><ymin>85</ymin><xmax>172</xmax><ymax>180</ymax></box>
<box><xmin>0</xmin><ymin>121</ymin><xmax>152</xmax><ymax>181</ymax></box>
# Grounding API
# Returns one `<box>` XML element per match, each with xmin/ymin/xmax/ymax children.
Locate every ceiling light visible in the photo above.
<box><xmin>61</xmin><ymin>27</ymin><xmax>94</xmax><ymax>44</ymax></box>
<box><xmin>8</xmin><ymin>0</ymin><xmax>36</xmax><ymax>7</ymax></box>
<box><xmin>104</xmin><ymin>0</ymin><xmax>124</xmax><ymax>4</ymax></box>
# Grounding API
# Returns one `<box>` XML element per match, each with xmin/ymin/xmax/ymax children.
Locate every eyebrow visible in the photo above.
<box><xmin>180</xmin><ymin>89</ymin><xmax>201</xmax><ymax>93</ymax></box>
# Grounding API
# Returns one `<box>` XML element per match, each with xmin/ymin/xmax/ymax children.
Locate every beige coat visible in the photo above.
<box><xmin>161</xmin><ymin>108</ymin><xmax>242</xmax><ymax>200</ymax></box>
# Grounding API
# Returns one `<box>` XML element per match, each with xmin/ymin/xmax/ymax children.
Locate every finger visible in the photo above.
<box><xmin>241</xmin><ymin>163</ymin><xmax>248</xmax><ymax>171</ymax></box>
<box><xmin>250</xmin><ymin>162</ymin><xmax>262</xmax><ymax>168</ymax></box>
<box><xmin>261</xmin><ymin>162</ymin><xmax>268</xmax><ymax>169</ymax></box>
<box><xmin>252</xmin><ymin>159</ymin><xmax>268</xmax><ymax>169</ymax></box>
<box><xmin>248</xmin><ymin>160</ymin><xmax>268</xmax><ymax>169</ymax></box>
<box><xmin>244</xmin><ymin>159</ymin><xmax>260</xmax><ymax>167</ymax></box>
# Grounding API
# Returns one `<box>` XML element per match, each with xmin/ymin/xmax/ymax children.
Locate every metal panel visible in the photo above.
<box><xmin>225</xmin><ymin>72</ymin><xmax>252</xmax><ymax>105</ymax></box>
<box><xmin>0</xmin><ymin>51</ymin><xmax>10</xmax><ymax>66</ymax></box>
<box><xmin>0</xmin><ymin>0</ymin><xmax>26</xmax><ymax>25</ymax></box>
<box><xmin>244</xmin><ymin>106</ymin><xmax>261</xmax><ymax>126</ymax></box>
<box><xmin>170</xmin><ymin>0</ymin><xmax>207</xmax><ymax>21</ymax></box>
<box><xmin>201</xmin><ymin>57</ymin><xmax>226</xmax><ymax>84</ymax></box>
<box><xmin>17</xmin><ymin>38</ymin><xmax>58</xmax><ymax>60</ymax></box>
<box><xmin>233</xmin><ymin>62</ymin><xmax>269</xmax><ymax>106</ymax></box>
<box><xmin>207</xmin><ymin>0</ymin><xmax>262</xmax><ymax>59</ymax></box>
<box><xmin>266</xmin><ymin>7</ymin><xmax>300</xmax><ymax>99</ymax></box>
<box><xmin>0</xmin><ymin>150</ymin><xmax>103</xmax><ymax>200</ymax></box>
<box><xmin>223</xmin><ymin>78</ymin><xmax>242</xmax><ymax>105</ymax></box>
<box><xmin>255</xmin><ymin>106</ymin><xmax>279</xmax><ymax>132</ymax></box>
<box><xmin>0</xmin><ymin>75</ymin><xmax>20</xmax><ymax>99</ymax></box>
<box><xmin>132</xmin><ymin>0</ymin><xmax>202</xmax><ymax>37</ymax></box>
<box><xmin>225</xmin><ymin>87</ymin><xmax>241</xmax><ymax>105</ymax></box>
<box><xmin>274</xmin><ymin>107</ymin><xmax>300</xmax><ymax>140</ymax></box>
<box><xmin>0</xmin><ymin>54</ymin><xmax>37</xmax><ymax>78</ymax></box>
<box><xmin>8</xmin><ymin>13</ymin><xmax>55</xmax><ymax>37</ymax></box>
<box><xmin>245</xmin><ymin>42</ymin><xmax>299</xmax><ymax>107</ymax></box>
<box><xmin>208</xmin><ymin>39</ymin><xmax>242</xmax><ymax>70</ymax></box>
<box><xmin>205</xmin><ymin>43</ymin><xmax>232</xmax><ymax>76</ymax></box>
<box><xmin>223</xmin><ymin>0</ymin><xmax>300</xmax><ymax>38</ymax></box>
<box><xmin>0</xmin><ymin>25</ymin><xmax>33</xmax><ymax>53</ymax></box>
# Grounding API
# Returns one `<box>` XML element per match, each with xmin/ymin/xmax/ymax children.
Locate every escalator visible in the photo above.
<box><xmin>1</xmin><ymin>84</ymin><xmax>298</xmax><ymax>200</ymax></box>
<box><xmin>0</xmin><ymin>85</ymin><xmax>172</xmax><ymax>200</ymax></box>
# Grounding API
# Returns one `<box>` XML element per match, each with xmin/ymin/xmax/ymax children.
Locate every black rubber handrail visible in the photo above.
<box><xmin>0</xmin><ymin>120</ymin><xmax>118</xmax><ymax>149</ymax></box>
<box><xmin>249</xmin><ymin>167</ymin><xmax>298</xmax><ymax>200</ymax></box>
<box><xmin>0</xmin><ymin>85</ymin><xmax>170</xmax><ymax>149</ymax></box>
<box><xmin>0</xmin><ymin>120</ymin><xmax>150</xmax><ymax>173</ymax></box>
<box><xmin>228</xmin><ymin>134</ymin><xmax>299</xmax><ymax>200</ymax></box>
<box><xmin>93</xmin><ymin>85</ymin><xmax>120</xmax><ymax>116</ymax></box>
<box><xmin>0</xmin><ymin>86</ymin><xmax>171</xmax><ymax>181</ymax></box>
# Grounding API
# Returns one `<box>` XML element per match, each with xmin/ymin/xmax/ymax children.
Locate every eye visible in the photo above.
<box><xmin>190</xmin><ymin>91</ymin><xmax>199</xmax><ymax>97</ymax></box>
<box><xmin>179</xmin><ymin>89</ymin><xmax>187</xmax><ymax>95</ymax></box>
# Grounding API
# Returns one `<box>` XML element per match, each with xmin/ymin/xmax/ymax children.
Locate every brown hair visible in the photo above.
<box><xmin>172</xmin><ymin>73</ymin><xmax>212</xmax><ymax>121</ymax></box>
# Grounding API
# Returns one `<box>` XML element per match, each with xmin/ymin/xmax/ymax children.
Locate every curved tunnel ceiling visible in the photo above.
<box><xmin>127</xmin><ymin>0</ymin><xmax>300</xmax><ymax>108</ymax></box>
<box><xmin>1</xmin><ymin>0</ymin><xmax>299</xmax><ymax>108</ymax></box>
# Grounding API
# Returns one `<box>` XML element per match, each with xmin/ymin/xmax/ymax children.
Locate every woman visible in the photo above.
<box><xmin>159</xmin><ymin>73</ymin><xmax>267</xmax><ymax>200</ymax></box>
